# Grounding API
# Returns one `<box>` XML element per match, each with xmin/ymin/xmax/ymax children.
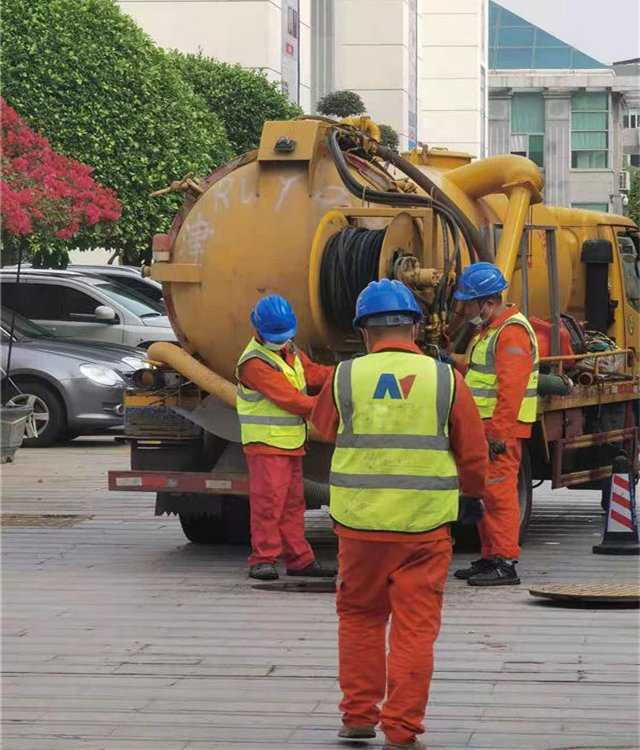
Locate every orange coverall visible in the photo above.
<box><xmin>462</xmin><ymin>306</ymin><xmax>535</xmax><ymax>560</ymax></box>
<box><xmin>311</xmin><ymin>340</ymin><xmax>488</xmax><ymax>746</ymax></box>
<box><xmin>238</xmin><ymin>344</ymin><xmax>333</xmax><ymax>569</ymax></box>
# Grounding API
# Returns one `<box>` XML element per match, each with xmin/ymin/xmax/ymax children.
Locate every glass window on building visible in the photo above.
<box><xmin>571</xmin><ymin>92</ymin><xmax>609</xmax><ymax>169</ymax></box>
<box><xmin>622</xmin><ymin>111</ymin><xmax>638</xmax><ymax>129</ymax></box>
<box><xmin>571</xmin><ymin>202</ymin><xmax>609</xmax><ymax>212</ymax></box>
<box><xmin>510</xmin><ymin>93</ymin><xmax>545</xmax><ymax>167</ymax></box>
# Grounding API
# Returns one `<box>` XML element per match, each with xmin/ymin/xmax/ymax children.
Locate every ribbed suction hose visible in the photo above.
<box><xmin>147</xmin><ymin>342</ymin><xmax>325</xmax><ymax>442</ymax></box>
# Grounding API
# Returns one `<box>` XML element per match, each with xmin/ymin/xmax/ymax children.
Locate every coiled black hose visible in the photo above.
<box><xmin>320</xmin><ymin>226</ymin><xmax>385</xmax><ymax>332</ymax></box>
<box><xmin>326</xmin><ymin>130</ymin><xmax>489</xmax><ymax>263</ymax></box>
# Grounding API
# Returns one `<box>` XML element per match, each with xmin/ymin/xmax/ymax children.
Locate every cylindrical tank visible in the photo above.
<box><xmin>151</xmin><ymin>119</ymin><xmax>613</xmax><ymax>381</ymax></box>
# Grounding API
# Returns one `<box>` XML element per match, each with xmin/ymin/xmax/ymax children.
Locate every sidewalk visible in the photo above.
<box><xmin>2</xmin><ymin>439</ymin><xmax>638</xmax><ymax>749</ymax></box>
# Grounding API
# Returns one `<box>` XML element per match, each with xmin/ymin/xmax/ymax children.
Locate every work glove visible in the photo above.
<box><xmin>437</xmin><ymin>349</ymin><xmax>456</xmax><ymax>366</ymax></box>
<box><xmin>457</xmin><ymin>496</ymin><xmax>485</xmax><ymax>526</ymax></box>
<box><xmin>488</xmin><ymin>438</ymin><xmax>506</xmax><ymax>462</ymax></box>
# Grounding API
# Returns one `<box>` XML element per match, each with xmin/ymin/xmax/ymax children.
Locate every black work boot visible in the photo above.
<box><xmin>467</xmin><ymin>556</ymin><xmax>520</xmax><ymax>586</ymax></box>
<box><xmin>249</xmin><ymin>562</ymin><xmax>278</xmax><ymax>581</ymax></box>
<box><xmin>454</xmin><ymin>558</ymin><xmax>495</xmax><ymax>580</ymax></box>
<box><xmin>286</xmin><ymin>560</ymin><xmax>337</xmax><ymax>578</ymax></box>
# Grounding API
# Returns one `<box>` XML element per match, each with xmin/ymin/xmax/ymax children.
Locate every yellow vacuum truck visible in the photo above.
<box><xmin>109</xmin><ymin>118</ymin><xmax>640</xmax><ymax>545</ymax></box>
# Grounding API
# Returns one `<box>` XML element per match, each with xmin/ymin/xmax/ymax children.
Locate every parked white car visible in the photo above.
<box><xmin>0</xmin><ymin>269</ymin><xmax>176</xmax><ymax>349</ymax></box>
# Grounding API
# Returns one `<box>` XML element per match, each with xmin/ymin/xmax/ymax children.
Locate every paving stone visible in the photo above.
<box><xmin>2</xmin><ymin>438</ymin><xmax>639</xmax><ymax>749</ymax></box>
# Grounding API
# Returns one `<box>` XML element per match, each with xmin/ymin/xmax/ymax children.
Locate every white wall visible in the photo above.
<box><xmin>118</xmin><ymin>0</ymin><xmax>311</xmax><ymax>108</ymax></box>
<box><xmin>118</xmin><ymin>0</ymin><xmax>486</xmax><ymax>155</ymax></box>
<box><xmin>420</xmin><ymin>0</ymin><xmax>487</xmax><ymax>156</ymax></box>
<box><xmin>333</xmin><ymin>0</ymin><xmax>414</xmax><ymax>146</ymax></box>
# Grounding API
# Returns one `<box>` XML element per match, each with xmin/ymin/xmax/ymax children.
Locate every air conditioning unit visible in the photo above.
<box><xmin>618</xmin><ymin>170</ymin><xmax>631</xmax><ymax>192</ymax></box>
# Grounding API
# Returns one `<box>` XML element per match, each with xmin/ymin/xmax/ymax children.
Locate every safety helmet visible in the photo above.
<box><xmin>453</xmin><ymin>262</ymin><xmax>508</xmax><ymax>301</ymax></box>
<box><xmin>353</xmin><ymin>279</ymin><xmax>422</xmax><ymax>328</ymax></box>
<box><xmin>250</xmin><ymin>295</ymin><xmax>297</xmax><ymax>343</ymax></box>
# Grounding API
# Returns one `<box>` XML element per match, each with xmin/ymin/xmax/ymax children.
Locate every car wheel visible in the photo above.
<box><xmin>6</xmin><ymin>381</ymin><xmax>66</xmax><ymax>447</ymax></box>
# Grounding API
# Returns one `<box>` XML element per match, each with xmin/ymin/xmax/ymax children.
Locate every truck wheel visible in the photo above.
<box><xmin>517</xmin><ymin>446</ymin><xmax>533</xmax><ymax>543</ymax></box>
<box><xmin>179</xmin><ymin>500</ymin><xmax>250</xmax><ymax>545</ymax></box>
<box><xmin>452</xmin><ymin>446</ymin><xmax>533</xmax><ymax>551</ymax></box>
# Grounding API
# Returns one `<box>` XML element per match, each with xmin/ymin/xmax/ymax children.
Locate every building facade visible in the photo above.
<box><xmin>488</xmin><ymin>2</ymin><xmax>633</xmax><ymax>214</ymax></box>
<box><xmin>119</xmin><ymin>0</ymin><xmax>314</xmax><ymax>112</ymax></box>
<box><xmin>615</xmin><ymin>58</ymin><xmax>640</xmax><ymax>169</ymax></box>
<box><xmin>118</xmin><ymin>0</ymin><xmax>488</xmax><ymax>156</ymax></box>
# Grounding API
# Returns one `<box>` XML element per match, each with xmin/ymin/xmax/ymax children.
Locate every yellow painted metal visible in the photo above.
<box><xmin>378</xmin><ymin>211</ymin><xmax>425</xmax><ymax>277</ymax></box>
<box><xmin>405</xmin><ymin>146</ymin><xmax>473</xmax><ymax>171</ymax></box>
<box><xmin>308</xmin><ymin>210</ymin><xmax>349</xmax><ymax>350</ymax></box>
<box><xmin>494</xmin><ymin>186</ymin><xmax>532</xmax><ymax>282</ymax></box>
<box><xmin>149</xmin><ymin>117</ymin><xmax>638</xmax><ymax>386</ymax></box>
<box><xmin>151</xmin><ymin>263</ymin><xmax>202</xmax><ymax>283</ymax></box>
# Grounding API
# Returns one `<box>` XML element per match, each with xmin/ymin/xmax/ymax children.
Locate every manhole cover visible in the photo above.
<box><xmin>529</xmin><ymin>583</ymin><xmax>640</xmax><ymax>604</ymax></box>
<box><xmin>0</xmin><ymin>514</ymin><xmax>92</xmax><ymax>527</ymax></box>
<box><xmin>251</xmin><ymin>579</ymin><xmax>336</xmax><ymax>593</ymax></box>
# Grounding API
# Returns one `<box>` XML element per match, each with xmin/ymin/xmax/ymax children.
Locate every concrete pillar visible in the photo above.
<box><xmin>488</xmin><ymin>94</ymin><xmax>511</xmax><ymax>156</ymax></box>
<box><xmin>544</xmin><ymin>92</ymin><xmax>572</xmax><ymax>207</ymax></box>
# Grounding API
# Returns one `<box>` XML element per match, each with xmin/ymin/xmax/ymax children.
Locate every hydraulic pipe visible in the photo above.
<box><xmin>147</xmin><ymin>342</ymin><xmax>325</xmax><ymax>442</ymax></box>
<box><xmin>446</xmin><ymin>154</ymin><xmax>543</xmax><ymax>200</ymax></box>
<box><xmin>370</xmin><ymin>141</ymin><xmax>491</xmax><ymax>262</ymax></box>
<box><xmin>495</xmin><ymin>186</ymin><xmax>532</xmax><ymax>283</ymax></box>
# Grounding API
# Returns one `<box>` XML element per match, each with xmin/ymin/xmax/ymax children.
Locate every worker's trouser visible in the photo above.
<box><xmin>478</xmin><ymin>437</ymin><xmax>522</xmax><ymax>560</ymax></box>
<box><xmin>336</xmin><ymin>532</ymin><xmax>452</xmax><ymax>746</ymax></box>
<box><xmin>246</xmin><ymin>454</ymin><xmax>315</xmax><ymax>570</ymax></box>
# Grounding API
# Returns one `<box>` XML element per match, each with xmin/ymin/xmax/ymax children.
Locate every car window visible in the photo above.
<box><xmin>94</xmin><ymin>282</ymin><xmax>163</xmax><ymax>318</ymax></box>
<box><xmin>1</xmin><ymin>281</ymin><xmax>103</xmax><ymax>321</ymax></box>
<box><xmin>0</xmin><ymin>308</ymin><xmax>53</xmax><ymax>340</ymax></box>
<box><xmin>63</xmin><ymin>286</ymin><xmax>103</xmax><ymax>316</ymax></box>
<box><xmin>113</xmin><ymin>276</ymin><xmax>164</xmax><ymax>303</ymax></box>
<box><xmin>1</xmin><ymin>282</ymin><xmax>66</xmax><ymax>320</ymax></box>
<box><xmin>618</xmin><ymin>237</ymin><xmax>640</xmax><ymax>313</ymax></box>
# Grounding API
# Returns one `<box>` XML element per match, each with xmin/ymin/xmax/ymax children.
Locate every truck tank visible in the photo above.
<box><xmin>148</xmin><ymin>118</ymin><xmax>636</xmax><ymax>385</ymax></box>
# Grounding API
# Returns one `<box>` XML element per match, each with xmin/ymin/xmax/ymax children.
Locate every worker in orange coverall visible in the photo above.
<box><xmin>452</xmin><ymin>262</ymin><xmax>539</xmax><ymax>586</ymax></box>
<box><xmin>311</xmin><ymin>280</ymin><xmax>488</xmax><ymax>750</ymax></box>
<box><xmin>236</xmin><ymin>295</ymin><xmax>336</xmax><ymax>581</ymax></box>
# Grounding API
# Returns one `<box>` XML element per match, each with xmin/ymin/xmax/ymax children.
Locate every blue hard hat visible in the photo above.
<box><xmin>250</xmin><ymin>295</ymin><xmax>297</xmax><ymax>343</ymax></box>
<box><xmin>353</xmin><ymin>279</ymin><xmax>422</xmax><ymax>328</ymax></box>
<box><xmin>453</xmin><ymin>262</ymin><xmax>508</xmax><ymax>301</ymax></box>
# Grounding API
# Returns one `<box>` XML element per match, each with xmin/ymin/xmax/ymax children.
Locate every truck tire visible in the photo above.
<box><xmin>452</xmin><ymin>445</ymin><xmax>533</xmax><ymax>551</ymax></box>
<box><xmin>179</xmin><ymin>499</ymin><xmax>251</xmax><ymax>545</ymax></box>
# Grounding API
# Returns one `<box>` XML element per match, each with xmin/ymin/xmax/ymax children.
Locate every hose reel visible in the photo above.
<box><xmin>309</xmin><ymin>209</ymin><xmax>447</xmax><ymax>348</ymax></box>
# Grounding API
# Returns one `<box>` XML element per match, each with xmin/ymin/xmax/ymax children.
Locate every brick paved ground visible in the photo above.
<box><xmin>2</xmin><ymin>438</ymin><xmax>639</xmax><ymax>749</ymax></box>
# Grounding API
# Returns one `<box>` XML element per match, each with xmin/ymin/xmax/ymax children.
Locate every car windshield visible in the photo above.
<box><xmin>0</xmin><ymin>307</ymin><xmax>53</xmax><ymax>341</ymax></box>
<box><xmin>94</xmin><ymin>282</ymin><xmax>164</xmax><ymax>318</ymax></box>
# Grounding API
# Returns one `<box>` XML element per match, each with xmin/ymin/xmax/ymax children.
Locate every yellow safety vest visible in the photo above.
<box><xmin>330</xmin><ymin>351</ymin><xmax>459</xmax><ymax>533</ymax></box>
<box><xmin>465</xmin><ymin>310</ymin><xmax>539</xmax><ymax>424</ymax></box>
<box><xmin>235</xmin><ymin>338</ymin><xmax>307</xmax><ymax>450</ymax></box>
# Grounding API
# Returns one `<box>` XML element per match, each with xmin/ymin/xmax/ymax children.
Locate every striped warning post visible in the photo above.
<box><xmin>593</xmin><ymin>453</ymin><xmax>639</xmax><ymax>556</ymax></box>
<box><xmin>608</xmin><ymin>473</ymin><xmax>635</xmax><ymax>532</ymax></box>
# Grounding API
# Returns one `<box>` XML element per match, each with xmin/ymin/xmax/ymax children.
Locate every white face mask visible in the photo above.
<box><xmin>469</xmin><ymin>302</ymin><xmax>489</xmax><ymax>328</ymax></box>
<box><xmin>263</xmin><ymin>339</ymin><xmax>289</xmax><ymax>351</ymax></box>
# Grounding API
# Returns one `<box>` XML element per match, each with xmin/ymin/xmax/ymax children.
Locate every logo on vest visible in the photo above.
<box><xmin>372</xmin><ymin>374</ymin><xmax>416</xmax><ymax>400</ymax></box>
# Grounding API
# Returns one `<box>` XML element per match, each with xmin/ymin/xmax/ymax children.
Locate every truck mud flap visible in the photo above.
<box><xmin>171</xmin><ymin>395</ymin><xmax>241</xmax><ymax>443</ymax></box>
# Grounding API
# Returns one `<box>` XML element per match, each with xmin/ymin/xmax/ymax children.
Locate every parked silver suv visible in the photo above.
<box><xmin>0</xmin><ymin>269</ymin><xmax>176</xmax><ymax>349</ymax></box>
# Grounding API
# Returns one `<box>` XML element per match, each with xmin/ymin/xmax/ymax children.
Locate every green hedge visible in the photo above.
<box><xmin>169</xmin><ymin>51</ymin><xmax>302</xmax><ymax>157</ymax></box>
<box><xmin>2</xmin><ymin>0</ymin><xmax>232</xmax><ymax>260</ymax></box>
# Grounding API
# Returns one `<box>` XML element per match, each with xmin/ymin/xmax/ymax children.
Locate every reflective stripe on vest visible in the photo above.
<box><xmin>235</xmin><ymin>339</ymin><xmax>307</xmax><ymax>449</ymax></box>
<box><xmin>330</xmin><ymin>351</ymin><xmax>459</xmax><ymax>534</ymax></box>
<box><xmin>465</xmin><ymin>311</ymin><xmax>539</xmax><ymax>423</ymax></box>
